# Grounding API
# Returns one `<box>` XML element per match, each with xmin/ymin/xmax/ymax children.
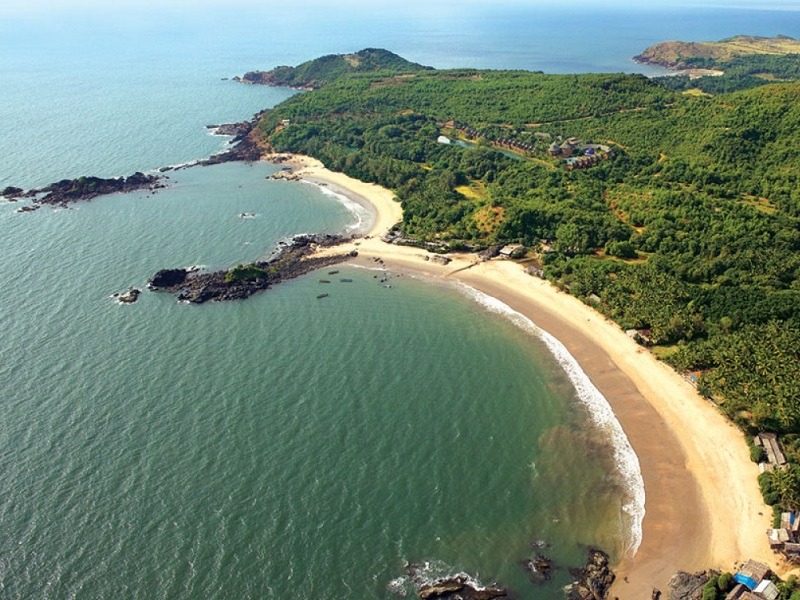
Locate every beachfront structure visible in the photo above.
<box><xmin>766</xmin><ymin>511</ymin><xmax>800</xmax><ymax>559</ymax></box>
<box><xmin>754</xmin><ymin>580</ymin><xmax>780</xmax><ymax>600</ymax></box>
<box><xmin>734</xmin><ymin>559</ymin><xmax>771</xmax><ymax>591</ymax></box>
<box><xmin>499</xmin><ymin>244</ymin><xmax>525</xmax><ymax>259</ymax></box>
<box><xmin>755</xmin><ymin>433</ymin><xmax>787</xmax><ymax>472</ymax></box>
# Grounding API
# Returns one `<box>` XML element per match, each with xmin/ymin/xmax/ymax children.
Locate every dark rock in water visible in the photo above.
<box><xmin>417</xmin><ymin>576</ymin><xmax>507</xmax><ymax>600</ymax></box>
<box><xmin>16</xmin><ymin>205</ymin><xmax>40</xmax><ymax>213</ymax></box>
<box><xmin>118</xmin><ymin>288</ymin><xmax>141</xmax><ymax>304</ymax></box>
<box><xmin>196</xmin><ymin>116</ymin><xmax>266</xmax><ymax>166</ymax></box>
<box><xmin>566</xmin><ymin>548</ymin><xmax>615</xmax><ymax>600</ymax></box>
<box><xmin>404</xmin><ymin>563</ymin><xmax>508</xmax><ymax>600</ymax></box>
<box><xmin>667</xmin><ymin>571</ymin><xmax>718</xmax><ymax>600</ymax></box>
<box><xmin>11</xmin><ymin>172</ymin><xmax>164</xmax><ymax>207</ymax></box>
<box><xmin>149</xmin><ymin>268</ymin><xmax>189</xmax><ymax>289</ymax></box>
<box><xmin>1</xmin><ymin>186</ymin><xmax>23</xmax><ymax>198</ymax></box>
<box><xmin>206</xmin><ymin>122</ymin><xmax>252</xmax><ymax>137</ymax></box>
<box><xmin>523</xmin><ymin>554</ymin><xmax>553</xmax><ymax>584</ymax></box>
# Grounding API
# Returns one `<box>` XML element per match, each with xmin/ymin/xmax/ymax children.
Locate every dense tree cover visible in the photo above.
<box><xmin>238</xmin><ymin>48</ymin><xmax>430</xmax><ymax>89</ymax></box>
<box><xmin>256</xmin><ymin>58</ymin><xmax>800</xmax><ymax>450</ymax></box>
<box><xmin>656</xmin><ymin>54</ymin><xmax>800</xmax><ymax>94</ymax></box>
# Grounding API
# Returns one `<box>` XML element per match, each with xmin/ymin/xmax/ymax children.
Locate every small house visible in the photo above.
<box><xmin>725</xmin><ymin>584</ymin><xmax>747</xmax><ymax>600</ymax></box>
<box><xmin>499</xmin><ymin>244</ymin><xmax>525</xmax><ymax>259</ymax></box>
<box><xmin>548</xmin><ymin>142</ymin><xmax>561</xmax><ymax>156</ymax></box>
<box><xmin>767</xmin><ymin>527</ymin><xmax>790</xmax><ymax>550</ymax></box>
<box><xmin>734</xmin><ymin>559</ymin><xmax>771</xmax><ymax>590</ymax></box>
<box><xmin>756</xmin><ymin>433</ymin><xmax>787</xmax><ymax>467</ymax></box>
<box><xmin>754</xmin><ymin>580</ymin><xmax>780</xmax><ymax>600</ymax></box>
<box><xmin>560</xmin><ymin>141</ymin><xmax>576</xmax><ymax>157</ymax></box>
<box><xmin>626</xmin><ymin>329</ymin><xmax>653</xmax><ymax>346</ymax></box>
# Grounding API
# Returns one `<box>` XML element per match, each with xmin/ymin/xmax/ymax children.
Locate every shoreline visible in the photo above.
<box><xmin>271</xmin><ymin>153</ymin><xmax>776</xmax><ymax>596</ymax></box>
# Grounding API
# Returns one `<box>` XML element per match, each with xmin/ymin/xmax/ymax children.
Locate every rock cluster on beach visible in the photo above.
<box><xmin>666</xmin><ymin>571</ymin><xmax>719</xmax><ymax>600</ymax></box>
<box><xmin>567</xmin><ymin>548</ymin><xmax>616</xmax><ymax>600</ymax></box>
<box><xmin>149</xmin><ymin>234</ymin><xmax>357</xmax><ymax>303</ymax></box>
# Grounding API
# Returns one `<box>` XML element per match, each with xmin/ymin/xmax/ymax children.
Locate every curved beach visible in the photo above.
<box><xmin>271</xmin><ymin>154</ymin><xmax>775</xmax><ymax>597</ymax></box>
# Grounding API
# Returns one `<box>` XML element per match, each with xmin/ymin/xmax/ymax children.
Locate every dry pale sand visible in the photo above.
<box><xmin>269</xmin><ymin>154</ymin><xmax>778</xmax><ymax>597</ymax></box>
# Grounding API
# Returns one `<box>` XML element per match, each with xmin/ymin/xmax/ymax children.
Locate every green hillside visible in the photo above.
<box><xmin>234</xmin><ymin>48</ymin><xmax>431</xmax><ymax>89</ymax></box>
<box><xmin>253</xmin><ymin>53</ymin><xmax>800</xmax><ymax>511</ymax></box>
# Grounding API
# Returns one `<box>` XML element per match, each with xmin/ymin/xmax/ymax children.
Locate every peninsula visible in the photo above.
<box><xmin>635</xmin><ymin>35</ymin><xmax>800</xmax><ymax>93</ymax></box>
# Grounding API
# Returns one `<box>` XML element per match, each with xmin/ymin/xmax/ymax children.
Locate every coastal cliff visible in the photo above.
<box><xmin>633</xmin><ymin>34</ymin><xmax>800</xmax><ymax>70</ymax></box>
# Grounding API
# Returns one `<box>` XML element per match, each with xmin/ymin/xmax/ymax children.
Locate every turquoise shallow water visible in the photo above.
<box><xmin>1</xmin><ymin>3</ymin><xmax>798</xmax><ymax>597</ymax></box>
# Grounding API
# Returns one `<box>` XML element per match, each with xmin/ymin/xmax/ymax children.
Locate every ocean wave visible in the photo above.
<box><xmin>300</xmin><ymin>180</ymin><xmax>371</xmax><ymax>233</ymax></box>
<box><xmin>389</xmin><ymin>560</ymin><xmax>495</xmax><ymax>598</ymax></box>
<box><xmin>458</xmin><ymin>285</ymin><xmax>645</xmax><ymax>557</ymax></box>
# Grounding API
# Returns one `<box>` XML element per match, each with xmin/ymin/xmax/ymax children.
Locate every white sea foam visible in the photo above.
<box><xmin>459</xmin><ymin>285</ymin><xmax>645</xmax><ymax>556</ymax></box>
<box><xmin>301</xmin><ymin>180</ymin><xmax>372</xmax><ymax>233</ymax></box>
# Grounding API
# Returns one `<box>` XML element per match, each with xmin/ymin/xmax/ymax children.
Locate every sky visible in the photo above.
<box><xmin>1</xmin><ymin>0</ymin><xmax>799</xmax><ymax>16</ymax></box>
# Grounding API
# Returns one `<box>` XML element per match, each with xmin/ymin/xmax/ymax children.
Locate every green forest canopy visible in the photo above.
<box><xmin>254</xmin><ymin>52</ymin><xmax>800</xmax><ymax>460</ymax></box>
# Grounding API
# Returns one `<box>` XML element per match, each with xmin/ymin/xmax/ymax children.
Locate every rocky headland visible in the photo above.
<box><xmin>232</xmin><ymin>48</ymin><xmax>431</xmax><ymax>90</ymax></box>
<box><xmin>148</xmin><ymin>234</ymin><xmax>357</xmax><ymax>303</ymax></box>
<box><xmin>2</xmin><ymin>173</ymin><xmax>163</xmax><ymax>209</ymax></box>
<box><xmin>633</xmin><ymin>34</ymin><xmax>800</xmax><ymax>71</ymax></box>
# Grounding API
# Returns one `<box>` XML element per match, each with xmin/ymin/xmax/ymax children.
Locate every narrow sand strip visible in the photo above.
<box><xmin>267</xmin><ymin>154</ymin><xmax>777</xmax><ymax>597</ymax></box>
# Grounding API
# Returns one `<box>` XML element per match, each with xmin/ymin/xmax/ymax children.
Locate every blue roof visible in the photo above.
<box><xmin>734</xmin><ymin>573</ymin><xmax>758</xmax><ymax>590</ymax></box>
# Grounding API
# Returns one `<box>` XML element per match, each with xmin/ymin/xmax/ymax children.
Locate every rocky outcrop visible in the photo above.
<box><xmin>196</xmin><ymin>118</ymin><xmax>264</xmax><ymax>166</ymax></box>
<box><xmin>1</xmin><ymin>186</ymin><xmax>23</xmax><ymax>198</ymax></box>
<box><xmin>403</xmin><ymin>563</ymin><xmax>508</xmax><ymax>600</ymax></box>
<box><xmin>417</xmin><ymin>576</ymin><xmax>507</xmax><ymax>600</ymax></box>
<box><xmin>149</xmin><ymin>268</ymin><xmax>190</xmax><ymax>289</ymax></box>
<box><xmin>667</xmin><ymin>571</ymin><xmax>717</xmax><ymax>600</ymax></box>
<box><xmin>206</xmin><ymin>122</ymin><xmax>252</xmax><ymax>137</ymax></box>
<box><xmin>10</xmin><ymin>173</ymin><xmax>164</xmax><ymax>208</ymax></box>
<box><xmin>567</xmin><ymin>548</ymin><xmax>615</xmax><ymax>600</ymax></box>
<box><xmin>523</xmin><ymin>554</ymin><xmax>553</xmax><ymax>584</ymax></box>
<box><xmin>150</xmin><ymin>234</ymin><xmax>356</xmax><ymax>303</ymax></box>
<box><xmin>115</xmin><ymin>288</ymin><xmax>141</xmax><ymax>304</ymax></box>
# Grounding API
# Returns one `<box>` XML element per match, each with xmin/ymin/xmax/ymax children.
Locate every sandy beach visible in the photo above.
<box><xmin>267</xmin><ymin>153</ymin><xmax>776</xmax><ymax>597</ymax></box>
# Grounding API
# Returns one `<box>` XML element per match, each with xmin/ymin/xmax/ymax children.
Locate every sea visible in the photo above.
<box><xmin>1</xmin><ymin>2</ymin><xmax>797</xmax><ymax>598</ymax></box>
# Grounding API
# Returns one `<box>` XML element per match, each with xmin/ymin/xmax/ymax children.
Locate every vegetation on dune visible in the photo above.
<box><xmin>253</xmin><ymin>52</ymin><xmax>800</xmax><ymax>496</ymax></box>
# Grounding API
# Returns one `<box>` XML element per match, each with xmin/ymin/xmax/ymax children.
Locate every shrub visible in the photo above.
<box><xmin>225</xmin><ymin>264</ymin><xmax>266</xmax><ymax>284</ymax></box>
<box><xmin>750</xmin><ymin>444</ymin><xmax>766</xmax><ymax>463</ymax></box>
<box><xmin>702</xmin><ymin>584</ymin><xmax>718</xmax><ymax>600</ymax></box>
<box><xmin>717</xmin><ymin>573</ymin><xmax>733</xmax><ymax>592</ymax></box>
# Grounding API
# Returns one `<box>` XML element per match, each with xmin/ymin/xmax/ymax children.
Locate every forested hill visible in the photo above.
<box><xmin>634</xmin><ymin>35</ymin><xmax>800</xmax><ymax>70</ymax></box>
<box><xmin>234</xmin><ymin>48</ymin><xmax>431</xmax><ymax>89</ymax></box>
<box><xmin>254</xmin><ymin>54</ymin><xmax>800</xmax><ymax>511</ymax></box>
<box><xmin>636</xmin><ymin>35</ymin><xmax>800</xmax><ymax>94</ymax></box>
